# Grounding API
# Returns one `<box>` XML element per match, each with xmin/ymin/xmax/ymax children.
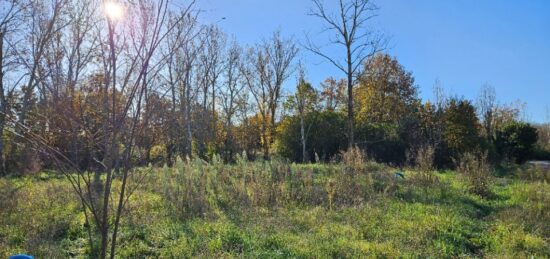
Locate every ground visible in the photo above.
<box><xmin>0</xmin><ymin>161</ymin><xmax>549</xmax><ymax>258</ymax></box>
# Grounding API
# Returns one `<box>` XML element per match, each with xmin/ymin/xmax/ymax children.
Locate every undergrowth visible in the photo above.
<box><xmin>1</xmin><ymin>153</ymin><xmax>549</xmax><ymax>258</ymax></box>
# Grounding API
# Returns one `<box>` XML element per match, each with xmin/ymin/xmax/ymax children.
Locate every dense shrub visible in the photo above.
<box><xmin>355</xmin><ymin>122</ymin><xmax>408</xmax><ymax>165</ymax></box>
<box><xmin>441</xmin><ymin>99</ymin><xmax>483</xmax><ymax>164</ymax></box>
<box><xmin>495</xmin><ymin>122</ymin><xmax>539</xmax><ymax>164</ymax></box>
<box><xmin>275</xmin><ymin>111</ymin><xmax>347</xmax><ymax>162</ymax></box>
<box><xmin>531</xmin><ymin>146</ymin><xmax>550</xmax><ymax>161</ymax></box>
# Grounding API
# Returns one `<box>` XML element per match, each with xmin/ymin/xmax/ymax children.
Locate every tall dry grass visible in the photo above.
<box><xmin>456</xmin><ymin>152</ymin><xmax>493</xmax><ymax>197</ymax></box>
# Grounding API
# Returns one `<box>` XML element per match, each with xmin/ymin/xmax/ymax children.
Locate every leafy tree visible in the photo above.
<box><xmin>440</xmin><ymin>98</ymin><xmax>482</xmax><ymax>166</ymax></box>
<box><xmin>319</xmin><ymin>77</ymin><xmax>346</xmax><ymax>111</ymax></box>
<box><xmin>234</xmin><ymin>113</ymin><xmax>264</xmax><ymax>160</ymax></box>
<box><xmin>418</xmin><ymin>101</ymin><xmax>444</xmax><ymax>148</ymax></box>
<box><xmin>495</xmin><ymin>122</ymin><xmax>538</xmax><ymax>164</ymax></box>
<box><xmin>353</xmin><ymin>54</ymin><xmax>420</xmax><ymax>165</ymax></box>
<box><xmin>355</xmin><ymin>54</ymin><xmax>419</xmax><ymax>124</ymax></box>
<box><xmin>275</xmin><ymin>111</ymin><xmax>347</xmax><ymax>162</ymax></box>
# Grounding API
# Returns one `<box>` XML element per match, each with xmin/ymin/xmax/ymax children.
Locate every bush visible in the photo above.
<box><xmin>331</xmin><ymin>148</ymin><xmax>397</xmax><ymax>205</ymax></box>
<box><xmin>334</xmin><ymin>147</ymin><xmax>370</xmax><ymax>205</ymax></box>
<box><xmin>518</xmin><ymin>164</ymin><xmax>550</xmax><ymax>182</ymax></box>
<box><xmin>442</xmin><ymin>99</ymin><xmax>482</xmax><ymax>160</ymax></box>
<box><xmin>456</xmin><ymin>152</ymin><xmax>493</xmax><ymax>197</ymax></box>
<box><xmin>275</xmin><ymin>111</ymin><xmax>347</xmax><ymax>162</ymax></box>
<box><xmin>411</xmin><ymin>146</ymin><xmax>438</xmax><ymax>187</ymax></box>
<box><xmin>495</xmin><ymin>122</ymin><xmax>538</xmax><ymax>164</ymax></box>
<box><xmin>531</xmin><ymin>146</ymin><xmax>550</xmax><ymax>161</ymax></box>
<box><xmin>3</xmin><ymin>162</ymin><xmax>550</xmax><ymax>257</ymax></box>
<box><xmin>355</xmin><ymin>122</ymin><xmax>409</xmax><ymax>165</ymax></box>
<box><xmin>149</xmin><ymin>144</ymin><xmax>167</xmax><ymax>165</ymax></box>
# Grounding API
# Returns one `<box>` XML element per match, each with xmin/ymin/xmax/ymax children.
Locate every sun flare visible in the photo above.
<box><xmin>104</xmin><ymin>1</ymin><xmax>124</xmax><ymax>20</ymax></box>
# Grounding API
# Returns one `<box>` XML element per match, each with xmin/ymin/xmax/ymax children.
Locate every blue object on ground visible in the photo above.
<box><xmin>9</xmin><ymin>255</ymin><xmax>34</xmax><ymax>259</ymax></box>
<box><xmin>394</xmin><ymin>172</ymin><xmax>405</xmax><ymax>179</ymax></box>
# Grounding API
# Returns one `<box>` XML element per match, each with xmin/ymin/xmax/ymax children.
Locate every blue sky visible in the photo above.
<box><xmin>191</xmin><ymin>0</ymin><xmax>550</xmax><ymax>123</ymax></box>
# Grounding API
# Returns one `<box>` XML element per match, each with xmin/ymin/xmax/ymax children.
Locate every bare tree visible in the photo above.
<box><xmin>544</xmin><ymin>106</ymin><xmax>550</xmax><ymax>148</ymax></box>
<box><xmin>492</xmin><ymin>100</ymin><xmax>526</xmax><ymax>131</ymax></box>
<box><xmin>164</xmin><ymin>10</ymin><xmax>200</xmax><ymax>160</ymax></box>
<box><xmin>8</xmin><ymin>1</ymin><xmax>197</xmax><ymax>258</ymax></box>
<box><xmin>104</xmin><ymin>2</ymin><xmax>196</xmax><ymax>257</ymax></box>
<box><xmin>220</xmin><ymin>39</ymin><xmax>244</xmax><ymax>160</ymax></box>
<box><xmin>17</xmin><ymin>0</ymin><xmax>67</xmax><ymax>130</ymax></box>
<box><xmin>265</xmin><ymin>32</ymin><xmax>298</xmax><ymax>129</ymax></box>
<box><xmin>241</xmin><ymin>46</ymin><xmax>270</xmax><ymax>158</ymax></box>
<box><xmin>477</xmin><ymin>84</ymin><xmax>497</xmax><ymax>140</ymax></box>
<box><xmin>169</xmin><ymin>13</ymin><xmax>202</xmax><ymax>158</ymax></box>
<box><xmin>37</xmin><ymin>0</ymin><xmax>100</xmax><ymax>170</ymax></box>
<box><xmin>197</xmin><ymin>25</ymin><xmax>226</xmax><ymax>150</ymax></box>
<box><xmin>433</xmin><ymin>79</ymin><xmax>447</xmax><ymax>111</ymax></box>
<box><xmin>242</xmin><ymin>32</ymin><xmax>298</xmax><ymax>158</ymax></box>
<box><xmin>0</xmin><ymin>0</ymin><xmax>27</xmax><ymax>174</ymax></box>
<box><xmin>306</xmin><ymin>0</ymin><xmax>385</xmax><ymax>147</ymax></box>
<box><xmin>422</xmin><ymin>79</ymin><xmax>447</xmax><ymax>148</ymax></box>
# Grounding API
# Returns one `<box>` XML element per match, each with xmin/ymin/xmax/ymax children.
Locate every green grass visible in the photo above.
<box><xmin>1</xmin><ymin>161</ymin><xmax>549</xmax><ymax>258</ymax></box>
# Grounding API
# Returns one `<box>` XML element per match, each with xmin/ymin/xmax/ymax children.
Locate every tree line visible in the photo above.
<box><xmin>0</xmin><ymin>0</ymin><xmax>547</xmax><ymax>177</ymax></box>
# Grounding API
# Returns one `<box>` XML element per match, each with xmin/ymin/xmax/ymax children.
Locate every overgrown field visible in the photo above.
<box><xmin>1</xmin><ymin>157</ymin><xmax>549</xmax><ymax>258</ymax></box>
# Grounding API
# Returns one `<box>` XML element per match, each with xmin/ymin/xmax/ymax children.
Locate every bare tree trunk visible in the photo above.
<box><xmin>110</xmin><ymin>59</ymin><xmax>148</xmax><ymax>258</ymax></box>
<box><xmin>212</xmin><ymin>80</ymin><xmax>216</xmax><ymax>143</ymax></box>
<box><xmin>168</xmin><ymin>60</ymin><xmax>178</xmax><ymax>162</ymax></box>
<box><xmin>97</xmin><ymin>14</ymin><xmax>119</xmax><ymax>258</ymax></box>
<box><xmin>185</xmin><ymin>69</ymin><xmax>193</xmax><ymax>157</ymax></box>
<box><xmin>300</xmin><ymin>112</ymin><xmax>307</xmax><ymax>162</ymax></box>
<box><xmin>347</xmin><ymin>68</ymin><xmax>354</xmax><ymax>147</ymax></box>
<box><xmin>261</xmin><ymin>117</ymin><xmax>270</xmax><ymax>159</ymax></box>
<box><xmin>0</xmin><ymin>31</ymin><xmax>6</xmax><ymax>175</ymax></box>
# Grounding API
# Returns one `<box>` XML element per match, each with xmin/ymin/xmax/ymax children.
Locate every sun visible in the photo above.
<box><xmin>104</xmin><ymin>1</ymin><xmax>124</xmax><ymax>20</ymax></box>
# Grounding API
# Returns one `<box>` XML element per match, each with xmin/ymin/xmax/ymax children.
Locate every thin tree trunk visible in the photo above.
<box><xmin>261</xmin><ymin>120</ymin><xmax>269</xmax><ymax>159</ymax></box>
<box><xmin>0</xmin><ymin>32</ymin><xmax>6</xmax><ymax>175</ymax></box>
<box><xmin>300</xmin><ymin>113</ymin><xmax>307</xmax><ymax>163</ymax></box>
<box><xmin>212</xmin><ymin>80</ymin><xmax>216</xmax><ymax>143</ymax></box>
<box><xmin>347</xmin><ymin>45</ymin><xmax>354</xmax><ymax>148</ymax></box>
<box><xmin>99</xmin><ymin>18</ymin><xmax>119</xmax><ymax>259</ymax></box>
<box><xmin>185</xmin><ymin>68</ymin><xmax>193</xmax><ymax>157</ymax></box>
<box><xmin>110</xmin><ymin>65</ymin><xmax>147</xmax><ymax>259</ymax></box>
